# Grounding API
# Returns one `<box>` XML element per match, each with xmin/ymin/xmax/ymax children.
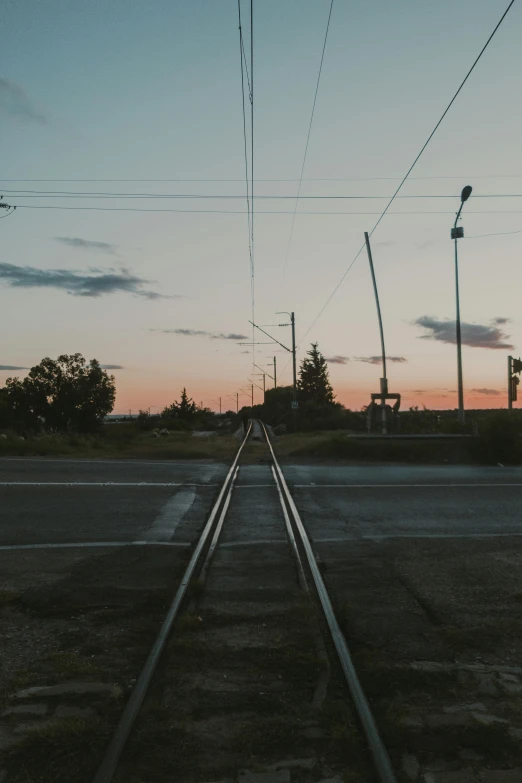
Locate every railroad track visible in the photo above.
<box><xmin>92</xmin><ymin>420</ymin><xmax>396</xmax><ymax>783</ymax></box>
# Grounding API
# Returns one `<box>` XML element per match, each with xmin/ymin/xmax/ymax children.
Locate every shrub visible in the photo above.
<box><xmin>473</xmin><ymin>412</ymin><xmax>522</xmax><ymax>465</ymax></box>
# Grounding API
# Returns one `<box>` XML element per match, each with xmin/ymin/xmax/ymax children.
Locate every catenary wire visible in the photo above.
<box><xmin>279</xmin><ymin>0</ymin><xmax>335</xmax><ymax>298</ymax></box>
<box><xmin>297</xmin><ymin>0</ymin><xmax>518</xmax><ymax>347</ymax></box>
<box><xmin>238</xmin><ymin>0</ymin><xmax>253</xmax><ymax>270</ymax></box>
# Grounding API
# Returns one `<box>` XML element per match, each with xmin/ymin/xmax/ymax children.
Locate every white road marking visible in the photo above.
<box><xmin>314</xmin><ymin>532</ymin><xmax>522</xmax><ymax>543</ymax></box>
<box><xmin>144</xmin><ymin>488</ymin><xmax>197</xmax><ymax>541</ymax></box>
<box><xmin>0</xmin><ymin>457</ymin><xmax>217</xmax><ymax>466</ymax></box>
<box><xmin>0</xmin><ymin>482</ymin><xmax>216</xmax><ymax>487</ymax></box>
<box><xmin>293</xmin><ymin>483</ymin><xmax>522</xmax><ymax>488</ymax></box>
<box><xmin>0</xmin><ymin>541</ymin><xmax>191</xmax><ymax>552</ymax></box>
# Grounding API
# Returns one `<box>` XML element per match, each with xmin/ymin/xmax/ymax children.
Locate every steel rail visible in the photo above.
<box><xmin>261</xmin><ymin>422</ymin><xmax>397</xmax><ymax>783</ymax></box>
<box><xmin>92</xmin><ymin>423</ymin><xmax>252</xmax><ymax>783</ymax></box>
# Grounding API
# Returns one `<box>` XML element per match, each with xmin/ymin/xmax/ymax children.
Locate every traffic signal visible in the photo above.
<box><xmin>511</xmin><ymin>375</ymin><xmax>519</xmax><ymax>402</ymax></box>
<box><xmin>513</xmin><ymin>358</ymin><xmax>522</xmax><ymax>374</ymax></box>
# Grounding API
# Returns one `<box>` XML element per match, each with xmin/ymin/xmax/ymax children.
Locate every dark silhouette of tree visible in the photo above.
<box><xmin>162</xmin><ymin>388</ymin><xmax>197</xmax><ymax>422</ymax></box>
<box><xmin>299</xmin><ymin>343</ymin><xmax>334</xmax><ymax>405</ymax></box>
<box><xmin>3</xmin><ymin>354</ymin><xmax>115</xmax><ymax>431</ymax></box>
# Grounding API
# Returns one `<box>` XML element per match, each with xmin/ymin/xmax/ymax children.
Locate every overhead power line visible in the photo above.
<box><xmin>15</xmin><ymin>204</ymin><xmax>522</xmax><ymax>215</ymax></box>
<box><xmin>5</xmin><ymin>174</ymin><xmax>522</xmax><ymax>182</ymax></box>
<box><xmin>299</xmin><ymin>0</ymin><xmax>517</xmax><ymax>345</ymax></box>
<box><xmin>5</xmin><ymin>189</ymin><xmax>522</xmax><ymax>199</ymax></box>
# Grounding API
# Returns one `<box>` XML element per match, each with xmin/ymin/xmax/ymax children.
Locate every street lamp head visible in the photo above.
<box><xmin>461</xmin><ymin>185</ymin><xmax>472</xmax><ymax>203</ymax></box>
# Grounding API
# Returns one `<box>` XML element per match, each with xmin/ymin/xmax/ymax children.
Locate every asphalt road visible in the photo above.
<box><xmin>0</xmin><ymin>458</ymin><xmax>227</xmax><ymax>546</ymax></box>
<box><xmin>2</xmin><ymin>458</ymin><xmax>522</xmax><ymax>547</ymax></box>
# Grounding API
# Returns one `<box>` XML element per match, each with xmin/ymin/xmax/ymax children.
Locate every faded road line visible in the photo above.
<box><xmin>0</xmin><ymin>541</ymin><xmax>191</xmax><ymax>552</ymax></box>
<box><xmin>314</xmin><ymin>532</ymin><xmax>522</xmax><ymax>543</ymax></box>
<box><xmin>0</xmin><ymin>457</ymin><xmax>217</xmax><ymax>467</ymax></box>
<box><xmin>144</xmin><ymin>488</ymin><xmax>197</xmax><ymax>541</ymax></box>
<box><xmin>220</xmin><ymin>538</ymin><xmax>287</xmax><ymax>548</ymax></box>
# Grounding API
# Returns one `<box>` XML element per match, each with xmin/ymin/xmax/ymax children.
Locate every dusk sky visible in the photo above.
<box><xmin>1</xmin><ymin>0</ymin><xmax>521</xmax><ymax>413</ymax></box>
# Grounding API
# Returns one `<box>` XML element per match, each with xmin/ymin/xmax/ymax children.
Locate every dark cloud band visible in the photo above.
<box><xmin>153</xmin><ymin>328</ymin><xmax>248</xmax><ymax>340</ymax></box>
<box><xmin>55</xmin><ymin>237</ymin><xmax>117</xmax><ymax>254</ymax></box>
<box><xmin>325</xmin><ymin>355</ymin><xmax>350</xmax><ymax>365</ymax></box>
<box><xmin>414</xmin><ymin>316</ymin><xmax>513</xmax><ymax>350</ymax></box>
<box><xmin>0</xmin><ymin>262</ymin><xmax>169</xmax><ymax>299</ymax></box>
<box><xmin>354</xmin><ymin>356</ymin><xmax>407</xmax><ymax>365</ymax></box>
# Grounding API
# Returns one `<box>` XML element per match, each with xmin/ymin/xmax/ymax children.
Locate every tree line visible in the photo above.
<box><xmin>0</xmin><ymin>343</ymin><xmax>347</xmax><ymax>434</ymax></box>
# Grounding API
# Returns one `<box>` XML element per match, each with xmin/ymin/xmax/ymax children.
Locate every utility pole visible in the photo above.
<box><xmin>450</xmin><ymin>185</ymin><xmax>473</xmax><ymax>426</ymax></box>
<box><xmin>290</xmin><ymin>311</ymin><xmax>297</xmax><ymax>407</ymax></box>
<box><xmin>219</xmin><ymin>396</ymin><xmax>222</xmax><ymax>415</ymax></box>
<box><xmin>254</xmin><ymin>364</ymin><xmax>273</xmax><ymax>399</ymax></box>
<box><xmin>273</xmin><ymin>356</ymin><xmax>277</xmax><ymax>388</ymax></box>
<box><xmin>246</xmin><ymin>312</ymin><xmax>296</xmax><ymax>408</ymax></box>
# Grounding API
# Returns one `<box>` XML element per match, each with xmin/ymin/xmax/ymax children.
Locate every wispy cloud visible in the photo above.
<box><xmin>0</xmin><ymin>78</ymin><xmax>47</xmax><ymax>124</ymax></box>
<box><xmin>414</xmin><ymin>316</ymin><xmax>514</xmax><ymax>350</ymax></box>
<box><xmin>354</xmin><ymin>356</ymin><xmax>407</xmax><ymax>365</ymax></box>
<box><xmin>0</xmin><ymin>263</ymin><xmax>170</xmax><ymax>299</ymax></box>
<box><xmin>100</xmin><ymin>364</ymin><xmax>124</xmax><ymax>370</ymax></box>
<box><xmin>153</xmin><ymin>328</ymin><xmax>248</xmax><ymax>340</ymax></box>
<box><xmin>471</xmin><ymin>388</ymin><xmax>501</xmax><ymax>396</ymax></box>
<box><xmin>0</xmin><ymin>364</ymin><xmax>28</xmax><ymax>371</ymax></box>
<box><xmin>325</xmin><ymin>355</ymin><xmax>350</xmax><ymax>365</ymax></box>
<box><xmin>55</xmin><ymin>237</ymin><xmax>117</xmax><ymax>255</ymax></box>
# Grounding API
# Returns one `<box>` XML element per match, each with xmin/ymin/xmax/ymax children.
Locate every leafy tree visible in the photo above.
<box><xmin>0</xmin><ymin>388</ymin><xmax>11</xmax><ymax>429</ymax></box>
<box><xmin>162</xmin><ymin>388</ymin><xmax>197</xmax><ymax>422</ymax></box>
<box><xmin>2</xmin><ymin>354</ymin><xmax>116</xmax><ymax>432</ymax></box>
<box><xmin>298</xmin><ymin>343</ymin><xmax>334</xmax><ymax>405</ymax></box>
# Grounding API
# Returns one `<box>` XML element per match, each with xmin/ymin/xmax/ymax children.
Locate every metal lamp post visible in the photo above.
<box><xmin>450</xmin><ymin>185</ymin><xmax>472</xmax><ymax>426</ymax></box>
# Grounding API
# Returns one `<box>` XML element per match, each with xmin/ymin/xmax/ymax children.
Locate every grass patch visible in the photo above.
<box><xmin>42</xmin><ymin>651</ymin><xmax>103</xmax><ymax>679</ymax></box>
<box><xmin>0</xmin><ymin>428</ymin><xmax>238</xmax><ymax>461</ymax></box>
<box><xmin>4</xmin><ymin>716</ymin><xmax>111</xmax><ymax>783</ymax></box>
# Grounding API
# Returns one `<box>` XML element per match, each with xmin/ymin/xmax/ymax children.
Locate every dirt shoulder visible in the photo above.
<box><xmin>317</xmin><ymin>536</ymin><xmax>522</xmax><ymax>781</ymax></box>
<box><xmin>0</xmin><ymin>545</ymin><xmax>191</xmax><ymax>782</ymax></box>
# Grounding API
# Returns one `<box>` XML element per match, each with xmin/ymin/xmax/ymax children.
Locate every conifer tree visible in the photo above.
<box><xmin>298</xmin><ymin>343</ymin><xmax>334</xmax><ymax>405</ymax></box>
